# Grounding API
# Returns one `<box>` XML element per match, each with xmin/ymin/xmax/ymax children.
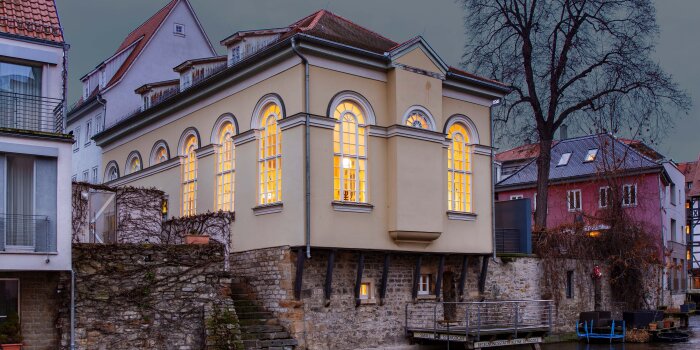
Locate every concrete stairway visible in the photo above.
<box><xmin>230</xmin><ymin>282</ymin><xmax>298</xmax><ymax>350</ymax></box>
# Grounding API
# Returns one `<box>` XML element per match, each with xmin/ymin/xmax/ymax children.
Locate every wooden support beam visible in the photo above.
<box><xmin>458</xmin><ymin>256</ymin><xmax>469</xmax><ymax>301</ymax></box>
<box><xmin>478</xmin><ymin>255</ymin><xmax>489</xmax><ymax>294</ymax></box>
<box><xmin>379</xmin><ymin>253</ymin><xmax>390</xmax><ymax>305</ymax></box>
<box><xmin>354</xmin><ymin>251</ymin><xmax>365</xmax><ymax>307</ymax></box>
<box><xmin>323</xmin><ymin>249</ymin><xmax>336</xmax><ymax>306</ymax></box>
<box><xmin>412</xmin><ymin>254</ymin><xmax>422</xmax><ymax>300</ymax></box>
<box><xmin>294</xmin><ymin>247</ymin><xmax>305</xmax><ymax>300</ymax></box>
<box><xmin>434</xmin><ymin>255</ymin><xmax>445</xmax><ymax>301</ymax></box>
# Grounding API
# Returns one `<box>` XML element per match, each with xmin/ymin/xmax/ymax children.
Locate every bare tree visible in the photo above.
<box><xmin>460</xmin><ymin>0</ymin><xmax>690</xmax><ymax>230</ymax></box>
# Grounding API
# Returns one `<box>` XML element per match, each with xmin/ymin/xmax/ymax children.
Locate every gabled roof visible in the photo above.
<box><xmin>0</xmin><ymin>0</ymin><xmax>63</xmax><ymax>44</ymax></box>
<box><xmin>173</xmin><ymin>55</ymin><xmax>226</xmax><ymax>73</ymax></box>
<box><xmin>497</xmin><ymin>134</ymin><xmax>664</xmax><ymax>189</ymax></box>
<box><xmin>496</xmin><ymin>142</ymin><xmax>558</xmax><ymax>163</ymax></box>
<box><xmin>679</xmin><ymin>155</ymin><xmax>700</xmax><ymax>197</ymax></box>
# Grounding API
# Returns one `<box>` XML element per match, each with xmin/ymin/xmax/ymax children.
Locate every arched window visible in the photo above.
<box><xmin>333</xmin><ymin>101</ymin><xmax>367</xmax><ymax>202</ymax></box>
<box><xmin>447</xmin><ymin>123</ymin><xmax>471</xmax><ymax>212</ymax></box>
<box><xmin>181</xmin><ymin>135</ymin><xmax>198</xmax><ymax>216</ymax></box>
<box><xmin>150</xmin><ymin>140</ymin><xmax>170</xmax><ymax>166</ymax></box>
<box><xmin>125</xmin><ymin>151</ymin><xmax>142</xmax><ymax>175</ymax></box>
<box><xmin>402</xmin><ymin>106</ymin><xmax>435</xmax><ymax>130</ymax></box>
<box><xmin>216</xmin><ymin>121</ymin><xmax>235</xmax><ymax>211</ymax></box>
<box><xmin>104</xmin><ymin>161</ymin><xmax>119</xmax><ymax>182</ymax></box>
<box><xmin>258</xmin><ymin>102</ymin><xmax>282</xmax><ymax>204</ymax></box>
<box><xmin>406</xmin><ymin>113</ymin><xmax>429</xmax><ymax>129</ymax></box>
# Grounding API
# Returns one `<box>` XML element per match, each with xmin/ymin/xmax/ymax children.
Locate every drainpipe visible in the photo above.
<box><xmin>490</xmin><ymin>99</ymin><xmax>501</xmax><ymax>261</ymax></box>
<box><xmin>658</xmin><ymin>176</ymin><xmax>666</xmax><ymax>306</ymax></box>
<box><xmin>291</xmin><ymin>37</ymin><xmax>311</xmax><ymax>259</ymax></box>
<box><xmin>70</xmin><ymin>269</ymin><xmax>75</xmax><ymax>350</ymax></box>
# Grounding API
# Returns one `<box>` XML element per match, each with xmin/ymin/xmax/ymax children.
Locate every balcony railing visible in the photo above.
<box><xmin>0</xmin><ymin>213</ymin><xmax>50</xmax><ymax>251</ymax></box>
<box><xmin>0</xmin><ymin>91</ymin><xmax>64</xmax><ymax>134</ymax></box>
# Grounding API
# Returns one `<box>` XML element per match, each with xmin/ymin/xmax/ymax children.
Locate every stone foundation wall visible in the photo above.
<box><xmin>58</xmin><ymin>243</ymin><xmax>241</xmax><ymax>350</ymax></box>
<box><xmin>0</xmin><ymin>271</ymin><xmax>65</xmax><ymax>350</ymax></box>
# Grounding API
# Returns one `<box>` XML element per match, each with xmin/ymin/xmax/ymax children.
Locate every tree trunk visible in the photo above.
<box><xmin>534</xmin><ymin>138</ymin><xmax>554</xmax><ymax>231</ymax></box>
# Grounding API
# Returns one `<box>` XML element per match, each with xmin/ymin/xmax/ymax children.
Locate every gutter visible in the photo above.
<box><xmin>490</xmin><ymin>99</ymin><xmax>501</xmax><ymax>262</ymax></box>
<box><xmin>291</xmin><ymin>37</ymin><xmax>312</xmax><ymax>259</ymax></box>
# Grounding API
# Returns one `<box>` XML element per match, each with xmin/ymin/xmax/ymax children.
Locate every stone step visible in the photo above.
<box><xmin>235</xmin><ymin>304</ymin><xmax>266</xmax><ymax>313</ymax></box>
<box><xmin>240</xmin><ymin>324</ymin><xmax>286</xmax><ymax>333</ymax></box>
<box><xmin>237</xmin><ymin>311</ymin><xmax>275</xmax><ymax>319</ymax></box>
<box><xmin>240</xmin><ymin>331</ymin><xmax>291</xmax><ymax>341</ymax></box>
<box><xmin>238</xmin><ymin>318</ymin><xmax>280</xmax><ymax>327</ymax></box>
<box><xmin>259</xmin><ymin>338</ymin><xmax>298</xmax><ymax>348</ymax></box>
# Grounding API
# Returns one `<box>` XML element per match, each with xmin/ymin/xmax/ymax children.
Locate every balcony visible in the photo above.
<box><xmin>0</xmin><ymin>91</ymin><xmax>64</xmax><ymax>134</ymax></box>
<box><xmin>0</xmin><ymin>213</ymin><xmax>51</xmax><ymax>252</ymax></box>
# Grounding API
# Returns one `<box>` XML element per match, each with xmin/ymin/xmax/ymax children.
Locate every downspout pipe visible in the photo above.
<box><xmin>70</xmin><ymin>269</ymin><xmax>75</xmax><ymax>350</ymax></box>
<box><xmin>658</xmin><ymin>176</ymin><xmax>666</xmax><ymax>306</ymax></box>
<box><xmin>291</xmin><ymin>37</ymin><xmax>312</xmax><ymax>259</ymax></box>
<box><xmin>490</xmin><ymin>99</ymin><xmax>501</xmax><ymax>262</ymax></box>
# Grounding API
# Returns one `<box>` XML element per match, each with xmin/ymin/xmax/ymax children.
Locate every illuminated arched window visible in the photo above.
<box><xmin>125</xmin><ymin>151</ymin><xmax>142</xmax><ymax>175</ymax></box>
<box><xmin>216</xmin><ymin>122</ymin><xmax>235</xmax><ymax>211</ymax></box>
<box><xmin>406</xmin><ymin>112</ymin><xmax>429</xmax><ymax>129</ymax></box>
<box><xmin>447</xmin><ymin>123</ymin><xmax>471</xmax><ymax>212</ymax></box>
<box><xmin>182</xmin><ymin>135</ymin><xmax>198</xmax><ymax>216</ymax></box>
<box><xmin>155</xmin><ymin>148</ymin><xmax>168</xmax><ymax>163</ymax></box>
<box><xmin>258</xmin><ymin>103</ymin><xmax>282</xmax><ymax>204</ymax></box>
<box><xmin>333</xmin><ymin>101</ymin><xmax>367</xmax><ymax>202</ymax></box>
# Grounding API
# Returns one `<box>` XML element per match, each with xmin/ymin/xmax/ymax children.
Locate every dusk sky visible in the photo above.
<box><xmin>56</xmin><ymin>0</ymin><xmax>700</xmax><ymax>162</ymax></box>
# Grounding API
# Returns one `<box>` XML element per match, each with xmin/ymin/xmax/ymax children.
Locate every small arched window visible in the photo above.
<box><xmin>447</xmin><ymin>123</ymin><xmax>471</xmax><ymax>212</ymax></box>
<box><xmin>150</xmin><ymin>140</ymin><xmax>170</xmax><ymax>166</ymax></box>
<box><xmin>258</xmin><ymin>102</ymin><xmax>282</xmax><ymax>204</ymax></box>
<box><xmin>402</xmin><ymin>106</ymin><xmax>435</xmax><ymax>130</ymax></box>
<box><xmin>104</xmin><ymin>161</ymin><xmax>119</xmax><ymax>182</ymax></box>
<box><xmin>216</xmin><ymin>121</ymin><xmax>235</xmax><ymax>211</ymax></box>
<box><xmin>406</xmin><ymin>113</ymin><xmax>429</xmax><ymax>129</ymax></box>
<box><xmin>182</xmin><ymin>135</ymin><xmax>198</xmax><ymax>216</ymax></box>
<box><xmin>333</xmin><ymin>101</ymin><xmax>367</xmax><ymax>202</ymax></box>
<box><xmin>125</xmin><ymin>151</ymin><xmax>142</xmax><ymax>175</ymax></box>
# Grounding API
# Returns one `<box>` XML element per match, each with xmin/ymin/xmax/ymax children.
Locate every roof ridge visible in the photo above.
<box><xmin>114</xmin><ymin>0</ymin><xmax>178</xmax><ymax>53</ymax></box>
<box><xmin>319</xmin><ymin>10</ymin><xmax>398</xmax><ymax>45</ymax></box>
<box><xmin>298</xmin><ymin>9</ymin><xmax>325</xmax><ymax>31</ymax></box>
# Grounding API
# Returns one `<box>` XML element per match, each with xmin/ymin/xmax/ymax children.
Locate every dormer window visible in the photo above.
<box><xmin>174</xmin><ymin>23</ymin><xmax>185</xmax><ymax>36</ymax></box>
<box><xmin>584</xmin><ymin>149</ymin><xmax>598</xmax><ymax>162</ymax></box>
<box><xmin>558</xmin><ymin>152</ymin><xmax>572</xmax><ymax>166</ymax></box>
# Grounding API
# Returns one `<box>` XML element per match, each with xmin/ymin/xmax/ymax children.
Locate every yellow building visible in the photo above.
<box><xmin>94</xmin><ymin>10</ymin><xmax>509</xmax><ymax>256</ymax></box>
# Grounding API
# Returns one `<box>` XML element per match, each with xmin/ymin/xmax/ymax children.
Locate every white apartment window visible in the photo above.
<box><xmin>95</xmin><ymin>114</ymin><xmax>104</xmax><ymax>133</ymax></box>
<box><xmin>418</xmin><ymin>274</ymin><xmax>432</xmax><ymax>295</ymax></box>
<box><xmin>584</xmin><ymin>149</ymin><xmax>598</xmax><ymax>162</ymax></box>
<box><xmin>174</xmin><ymin>23</ymin><xmax>185</xmax><ymax>36</ymax></box>
<box><xmin>6</xmin><ymin>155</ymin><xmax>35</xmax><ymax>248</ymax></box>
<box><xmin>622</xmin><ymin>184</ymin><xmax>637</xmax><ymax>207</ymax></box>
<box><xmin>0</xmin><ymin>279</ymin><xmax>19</xmax><ymax>321</ymax></box>
<box><xmin>82</xmin><ymin>170</ymin><xmax>89</xmax><ymax>182</ymax></box>
<box><xmin>84</xmin><ymin>120</ymin><xmax>92</xmax><ymax>146</ymax></box>
<box><xmin>558</xmin><ymin>152</ymin><xmax>572</xmax><ymax>166</ymax></box>
<box><xmin>567</xmin><ymin>189</ymin><xmax>582</xmax><ymax>211</ymax></box>
<box><xmin>510</xmin><ymin>195</ymin><xmax>524</xmax><ymax>200</ymax></box>
<box><xmin>599</xmin><ymin>187</ymin><xmax>612</xmax><ymax>208</ymax></box>
<box><xmin>91</xmin><ymin>167</ymin><xmax>98</xmax><ymax>184</ymax></box>
<box><xmin>83</xmin><ymin>81</ymin><xmax>89</xmax><ymax>99</ymax></box>
<box><xmin>670</xmin><ymin>183</ymin><xmax>677</xmax><ymax>205</ymax></box>
<box><xmin>73</xmin><ymin>127</ymin><xmax>80</xmax><ymax>151</ymax></box>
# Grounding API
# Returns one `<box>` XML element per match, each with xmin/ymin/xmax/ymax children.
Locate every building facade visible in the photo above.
<box><xmin>66</xmin><ymin>0</ymin><xmax>216</xmax><ymax>184</ymax></box>
<box><xmin>92</xmin><ymin>10</ymin><xmax>510</xmax><ymax>348</ymax></box>
<box><xmin>496</xmin><ymin>134</ymin><xmax>688</xmax><ymax>299</ymax></box>
<box><xmin>0</xmin><ymin>1</ymin><xmax>72</xmax><ymax>349</ymax></box>
<box><xmin>679</xmin><ymin>155</ymin><xmax>700</xmax><ymax>291</ymax></box>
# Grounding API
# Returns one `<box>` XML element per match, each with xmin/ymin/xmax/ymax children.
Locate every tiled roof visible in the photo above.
<box><xmin>679</xmin><ymin>156</ymin><xmax>700</xmax><ymax>197</ymax></box>
<box><xmin>0</xmin><ymin>0</ymin><xmax>63</xmax><ymax>43</ymax></box>
<box><xmin>497</xmin><ymin>134</ymin><xmax>663</xmax><ymax>188</ymax></box>
<box><xmin>496</xmin><ymin>142</ymin><xmax>558</xmax><ymax>163</ymax></box>
<box><xmin>105</xmin><ymin>0</ymin><xmax>178</xmax><ymax>88</ymax></box>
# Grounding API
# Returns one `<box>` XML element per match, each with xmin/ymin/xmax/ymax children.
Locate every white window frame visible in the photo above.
<box><xmin>95</xmin><ymin>114</ymin><xmax>104</xmax><ymax>134</ymax></box>
<box><xmin>622</xmin><ymin>184</ymin><xmax>637</xmax><ymax>207</ymax></box>
<box><xmin>73</xmin><ymin>127</ymin><xmax>81</xmax><ymax>151</ymax></box>
<box><xmin>599</xmin><ymin>186</ymin><xmax>612</xmax><ymax>208</ymax></box>
<box><xmin>0</xmin><ymin>279</ymin><xmax>20</xmax><ymax>320</ymax></box>
<box><xmin>418</xmin><ymin>274</ymin><xmax>432</xmax><ymax>296</ymax></box>
<box><xmin>215</xmin><ymin>121</ymin><xmax>236</xmax><ymax>211</ymax></box>
<box><xmin>510</xmin><ymin>194</ymin><xmax>524</xmax><ymax>200</ymax></box>
<box><xmin>567</xmin><ymin>189</ymin><xmax>582</xmax><ymax>212</ymax></box>
<box><xmin>174</xmin><ymin>23</ymin><xmax>185</xmax><ymax>36</ymax></box>
<box><xmin>82</xmin><ymin>170</ymin><xmax>89</xmax><ymax>182</ymax></box>
<box><xmin>670</xmin><ymin>183</ymin><xmax>677</xmax><ymax>206</ymax></box>
<box><xmin>91</xmin><ymin>167</ymin><xmax>98</xmax><ymax>184</ymax></box>
<box><xmin>84</xmin><ymin>119</ymin><xmax>92</xmax><ymax>146</ymax></box>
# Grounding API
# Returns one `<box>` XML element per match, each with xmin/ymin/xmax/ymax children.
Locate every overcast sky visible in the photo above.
<box><xmin>56</xmin><ymin>0</ymin><xmax>699</xmax><ymax>162</ymax></box>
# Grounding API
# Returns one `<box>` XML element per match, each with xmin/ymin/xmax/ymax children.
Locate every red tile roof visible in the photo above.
<box><xmin>0</xmin><ymin>0</ymin><xmax>63</xmax><ymax>43</ymax></box>
<box><xmin>679</xmin><ymin>156</ymin><xmax>700</xmax><ymax>197</ymax></box>
<box><xmin>105</xmin><ymin>0</ymin><xmax>178</xmax><ymax>88</ymax></box>
<box><xmin>496</xmin><ymin>142</ymin><xmax>552</xmax><ymax>163</ymax></box>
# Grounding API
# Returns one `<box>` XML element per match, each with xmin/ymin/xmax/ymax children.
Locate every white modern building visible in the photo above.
<box><xmin>0</xmin><ymin>0</ymin><xmax>72</xmax><ymax>348</ymax></box>
<box><xmin>67</xmin><ymin>0</ymin><xmax>216</xmax><ymax>183</ymax></box>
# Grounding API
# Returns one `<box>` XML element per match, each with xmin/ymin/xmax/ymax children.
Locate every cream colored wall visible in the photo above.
<box><xmin>395</xmin><ymin>47</ymin><xmax>443</xmax><ymax>75</ymax></box>
<box><xmin>101</xmin><ymin>47</ymin><xmax>497</xmax><ymax>254</ymax></box>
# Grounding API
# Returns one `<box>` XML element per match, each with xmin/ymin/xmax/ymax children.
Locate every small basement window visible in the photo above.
<box><xmin>584</xmin><ymin>149</ymin><xmax>598</xmax><ymax>162</ymax></box>
<box><xmin>558</xmin><ymin>152</ymin><xmax>572</xmax><ymax>166</ymax></box>
<box><xmin>359</xmin><ymin>282</ymin><xmax>371</xmax><ymax>300</ymax></box>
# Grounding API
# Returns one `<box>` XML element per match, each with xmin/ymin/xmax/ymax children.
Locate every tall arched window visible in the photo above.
<box><xmin>182</xmin><ymin>135</ymin><xmax>198</xmax><ymax>216</ymax></box>
<box><xmin>258</xmin><ymin>103</ymin><xmax>282</xmax><ymax>204</ymax></box>
<box><xmin>447</xmin><ymin>123</ymin><xmax>471</xmax><ymax>212</ymax></box>
<box><xmin>125</xmin><ymin>151</ymin><xmax>142</xmax><ymax>175</ymax></box>
<box><xmin>333</xmin><ymin>101</ymin><xmax>367</xmax><ymax>202</ymax></box>
<box><xmin>216</xmin><ymin>122</ymin><xmax>235</xmax><ymax>211</ymax></box>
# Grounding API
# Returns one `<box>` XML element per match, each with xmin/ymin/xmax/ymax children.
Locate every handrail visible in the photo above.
<box><xmin>0</xmin><ymin>91</ymin><xmax>63</xmax><ymax>134</ymax></box>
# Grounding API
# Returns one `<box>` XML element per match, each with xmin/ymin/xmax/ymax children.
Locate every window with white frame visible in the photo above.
<box><xmin>174</xmin><ymin>23</ymin><xmax>185</xmax><ymax>36</ymax></box>
<box><xmin>622</xmin><ymin>184</ymin><xmax>637</xmax><ymax>207</ymax></box>
<box><xmin>567</xmin><ymin>189</ymin><xmax>582</xmax><ymax>211</ymax></box>
<box><xmin>510</xmin><ymin>195</ymin><xmax>524</xmax><ymax>200</ymax></box>
<box><xmin>670</xmin><ymin>183</ymin><xmax>677</xmax><ymax>205</ymax></box>
<box><xmin>258</xmin><ymin>102</ymin><xmax>282</xmax><ymax>205</ymax></box>
<box><xmin>73</xmin><ymin>127</ymin><xmax>80</xmax><ymax>151</ymax></box>
<box><xmin>182</xmin><ymin>135</ymin><xmax>198</xmax><ymax>216</ymax></box>
<box><xmin>333</xmin><ymin>100</ymin><xmax>368</xmax><ymax>203</ymax></box>
<box><xmin>359</xmin><ymin>281</ymin><xmax>372</xmax><ymax>300</ymax></box>
<box><xmin>0</xmin><ymin>279</ymin><xmax>20</xmax><ymax>321</ymax></box>
<box><xmin>558</xmin><ymin>152</ymin><xmax>572</xmax><ymax>166</ymax></box>
<box><xmin>84</xmin><ymin>120</ymin><xmax>92</xmax><ymax>146</ymax></box>
<box><xmin>418</xmin><ymin>274</ymin><xmax>432</xmax><ymax>295</ymax></box>
<box><xmin>105</xmin><ymin>162</ymin><xmax>119</xmax><ymax>182</ymax></box>
<box><xmin>447</xmin><ymin>123</ymin><xmax>472</xmax><ymax>212</ymax></box>
<box><xmin>71</xmin><ymin>175</ymin><xmax>77</xmax><ymax>182</ymax></box>
<box><xmin>82</xmin><ymin>170</ymin><xmax>89</xmax><ymax>182</ymax></box>
<box><xmin>599</xmin><ymin>186</ymin><xmax>612</xmax><ymax>208</ymax></box>
<box><xmin>216</xmin><ymin>121</ymin><xmax>236</xmax><ymax>211</ymax></box>
<box><xmin>91</xmin><ymin>167</ymin><xmax>98</xmax><ymax>184</ymax></box>
<box><xmin>95</xmin><ymin>114</ymin><xmax>104</xmax><ymax>134</ymax></box>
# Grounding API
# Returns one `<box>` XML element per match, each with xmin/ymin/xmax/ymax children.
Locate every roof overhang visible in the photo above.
<box><xmin>496</xmin><ymin>166</ymin><xmax>667</xmax><ymax>192</ymax></box>
<box><xmin>387</xmin><ymin>36</ymin><xmax>449</xmax><ymax>75</ymax></box>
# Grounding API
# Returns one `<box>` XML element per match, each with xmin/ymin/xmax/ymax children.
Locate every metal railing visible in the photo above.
<box><xmin>405</xmin><ymin>300</ymin><xmax>553</xmax><ymax>342</ymax></box>
<box><xmin>496</xmin><ymin>228</ymin><xmax>522</xmax><ymax>254</ymax></box>
<box><xmin>0</xmin><ymin>213</ymin><xmax>50</xmax><ymax>251</ymax></box>
<box><xmin>0</xmin><ymin>91</ymin><xmax>64</xmax><ymax>134</ymax></box>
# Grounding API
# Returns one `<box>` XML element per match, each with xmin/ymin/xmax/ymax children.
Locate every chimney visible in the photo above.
<box><xmin>560</xmin><ymin>124</ymin><xmax>568</xmax><ymax>140</ymax></box>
